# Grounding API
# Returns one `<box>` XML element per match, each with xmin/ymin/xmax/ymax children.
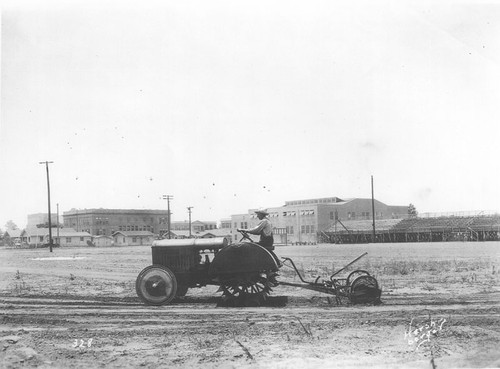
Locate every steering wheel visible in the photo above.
<box><xmin>238</xmin><ymin>229</ymin><xmax>253</xmax><ymax>242</ymax></box>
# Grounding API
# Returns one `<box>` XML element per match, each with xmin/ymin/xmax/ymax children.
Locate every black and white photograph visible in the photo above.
<box><xmin>1</xmin><ymin>0</ymin><xmax>499</xmax><ymax>368</ymax></box>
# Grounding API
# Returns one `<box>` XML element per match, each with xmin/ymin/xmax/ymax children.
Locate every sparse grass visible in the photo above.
<box><xmin>11</xmin><ymin>271</ymin><xmax>32</xmax><ymax>294</ymax></box>
<box><xmin>275</xmin><ymin>249</ymin><xmax>500</xmax><ymax>295</ymax></box>
<box><xmin>2</xmin><ymin>242</ymin><xmax>498</xmax><ymax>299</ymax></box>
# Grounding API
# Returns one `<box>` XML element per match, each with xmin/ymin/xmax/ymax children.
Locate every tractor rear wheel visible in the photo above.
<box><xmin>219</xmin><ymin>273</ymin><xmax>273</xmax><ymax>306</ymax></box>
<box><xmin>136</xmin><ymin>265</ymin><xmax>178</xmax><ymax>306</ymax></box>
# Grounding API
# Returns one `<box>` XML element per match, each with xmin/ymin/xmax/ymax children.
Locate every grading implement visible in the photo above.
<box><xmin>136</xmin><ymin>231</ymin><xmax>381</xmax><ymax>306</ymax></box>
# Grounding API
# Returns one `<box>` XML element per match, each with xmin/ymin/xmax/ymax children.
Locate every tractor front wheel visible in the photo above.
<box><xmin>136</xmin><ymin>265</ymin><xmax>178</xmax><ymax>306</ymax></box>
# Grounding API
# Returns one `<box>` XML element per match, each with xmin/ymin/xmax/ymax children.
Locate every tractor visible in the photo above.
<box><xmin>135</xmin><ymin>230</ymin><xmax>381</xmax><ymax>306</ymax></box>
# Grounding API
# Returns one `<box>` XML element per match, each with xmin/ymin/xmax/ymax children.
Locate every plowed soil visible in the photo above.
<box><xmin>1</xmin><ymin>242</ymin><xmax>499</xmax><ymax>369</ymax></box>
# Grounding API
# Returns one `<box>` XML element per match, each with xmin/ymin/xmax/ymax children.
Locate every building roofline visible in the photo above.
<box><xmin>63</xmin><ymin>209</ymin><xmax>169</xmax><ymax>216</ymax></box>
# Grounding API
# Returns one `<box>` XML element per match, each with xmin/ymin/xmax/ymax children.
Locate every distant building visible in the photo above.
<box><xmin>231</xmin><ymin>197</ymin><xmax>407</xmax><ymax>245</ymax></box>
<box><xmin>169</xmin><ymin>230</ymin><xmax>193</xmax><ymax>239</ymax></box>
<box><xmin>93</xmin><ymin>235</ymin><xmax>114</xmax><ymax>247</ymax></box>
<box><xmin>63</xmin><ymin>208</ymin><xmax>170</xmax><ymax>236</ymax></box>
<box><xmin>55</xmin><ymin>231</ymin><xmax>93</xmax><ymax>247</ymax></box>
<box><xmin>199</xmin><ymin>228</ymin><xmax>232</xmax><ymax>243</ymax></box>
<box><xmin>27</xmin><ymin>213</ymin><xmax>59</xmax><ymax>228</ymax></box>
<box><xmin>170</xmin><ymin>220</ymin><xmax>217</xmax><ymax>233</ymax></box>
<box><xmin>3</xmin><ymin>229</ymin><xmax>23</xmax><ymax>245</ymax></box>
<box><xmin>21</xmin><ymin>227</ymin><xmax>91</xmax><ymax>247</ymax></box>
<box><xmin>219</xmin><ymin>218</ymin><xmax>232</xmax><ymax>229</ymax></box>
<box><xmin>113</xmin><ymin>231</ymin><xmax>155</xmax><ymax>246</ymax></box>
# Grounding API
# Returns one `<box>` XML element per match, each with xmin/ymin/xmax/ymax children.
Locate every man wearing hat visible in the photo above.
<box><xmin>238</xmin><ymin>209</ymin><xmax>274</xmax><ymax>251</ymax></box>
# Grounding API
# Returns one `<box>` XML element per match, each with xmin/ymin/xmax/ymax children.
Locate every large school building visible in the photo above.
<box><xmin>63</xmin><ymin>208</ymin><xmax>170</xmax><ymax>236</ymax></box>
<box><xmin>231</xmin><ymin>197</ymin><xmax>407</xmax><ymax>244</ymax></box>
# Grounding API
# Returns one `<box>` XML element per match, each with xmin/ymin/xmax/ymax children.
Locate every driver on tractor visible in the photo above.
<box><xmin>237</xmin><ymin>209</ymin><xmax>274</xmax><ymax>251</ymax></box>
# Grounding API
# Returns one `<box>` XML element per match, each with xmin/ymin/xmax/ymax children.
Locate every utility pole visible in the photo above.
<box><xmin>162</xmin><ymin>195</ymin><xmax>173</xmax><ymax>239</ymax></box>
<box><xmin>57</xmin><ymin>203</ymin><xmax>60</xmax><ymax>245</ymax></box>
<box><xmin>371</xmin><ymin>175</ymin><xmax>376</xmax><ymax>243</ymax></box>
<box><xmin>187</xmin><ymin>206</ymin><xmax>193</xmax><ymax>238</ymax></box>
<box><xmin>39</xmin><ymin>161</ymin><xmax>54</xmax><ymax>252</ymax></box>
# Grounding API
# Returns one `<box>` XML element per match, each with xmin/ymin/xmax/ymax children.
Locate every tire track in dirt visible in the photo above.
<box><xmin>1</xmin><ymin>293</ymin><xmax>499</xmax><ymax>369</ymax></box>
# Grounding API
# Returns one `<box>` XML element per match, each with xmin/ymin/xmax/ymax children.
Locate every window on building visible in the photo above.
<box><xmin>301</xmin><ymin>225</ymin><xmax>305</xmax><ymax>234</ymax></box>
<box><xmin>311</xmin><ymin>225</ymin><xmax>315</xmax><ymax>233</ymax></box>
<box><xmin>330</xmin><ymin>212</ymin><xmax>334</xmax><ymax>220</ymax></box>
<box><xmin>306</xmin><ymin>225</ymin><xmax>310</xmax><ymax>233</ymax></box>
<box><xmin>66</xmin><ymin>237</ymin><xmax>71</xmax><ymax>243</ymax></box>
<box><xmin>80</xmin><ymin>237</ymin><xmax>84</xmax><ymax>241</ymax></box>
<box><xmin>132</xmin><ymin>237</ymin><xmax>137</xmax><ymax>242</ymax></box>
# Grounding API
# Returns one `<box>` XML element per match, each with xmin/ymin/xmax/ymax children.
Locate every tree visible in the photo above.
<box><xmin>408</xmin><ymin>204</ymin><xmax>418</xmax><ymax>218</ymax></box>
<box><xmin>5</xmin><ymin>220</ymin><xmax>19</xmax><ymax>230</ymax></box>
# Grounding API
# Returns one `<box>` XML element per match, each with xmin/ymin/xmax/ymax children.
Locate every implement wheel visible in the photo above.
<box><xmin>349</xmin><ymin>275</ymin><xmax>381</xmax><ymax>305</ymax></box>
<box><xmin>346</xmin><ymin>270</ymin><xmax>370</xmax><ymax>286</ymax></box>
<box><xmin>136</xmin><ymin>265</ymin><xmax>178</xmax><ymax>306</ymax></box>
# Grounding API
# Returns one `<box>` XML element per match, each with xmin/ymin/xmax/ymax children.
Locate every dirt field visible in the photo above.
<box><xmin>1</xmin><ymin>242</ymin><xmax>499</xmax><ymax>369</ymax></box>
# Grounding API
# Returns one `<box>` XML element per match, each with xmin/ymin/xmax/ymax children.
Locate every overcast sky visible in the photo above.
<box><xmin>1</xmin><ymin>0</ymin><xmax>500</xmax><ymax>229</ymax></box>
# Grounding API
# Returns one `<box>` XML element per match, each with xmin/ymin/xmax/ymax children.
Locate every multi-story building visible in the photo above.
<box><xmin>63</xmin><ymin>208</ymin><xmax>170</xmax><ymax>236</ymax></box>
<box><xmin>220</xmin><ymin>218</ymin><xmax>232</xmax><ymax>229</ymax></box>
<box><xmin>231</xmin><ymin>197</ymin><xmax>407</xmax><ymax>245</ymax></box>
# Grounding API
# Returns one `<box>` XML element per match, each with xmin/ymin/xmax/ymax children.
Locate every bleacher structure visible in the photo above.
<box><xmin>320</xmin><ymin>213</ymin><xmax>500</xmax><ymax>244</ymax></box>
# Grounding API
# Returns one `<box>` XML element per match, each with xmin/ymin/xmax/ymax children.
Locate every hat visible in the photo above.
<box><xmin>254</xmin><ymin>209</ymin><xmax>269</xmax><ymax>216</ymax></box>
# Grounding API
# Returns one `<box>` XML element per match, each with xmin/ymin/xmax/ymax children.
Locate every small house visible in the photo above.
<box><xmin>93</xmin><ymin>235</ymin><xmax>114</xmax><ymax>247</ymax></box>
<box><xmin>22</xmin><ymin>227</ymin><xmax>91</xmax><ymax>247</ymax></box>
<box><xmin>3</xmin><ymin>229</ymin><xmax>23</xmax><ymax>246</ymax></box>
<box><xmin>54</xmin><ymin>230</ymin><xmax>93</xmax><ymax>247</ymax></box>
<box><xmin>112</xmin><ymin>231</ymin><xmax>154</xmax><ymax>246</ymax></box>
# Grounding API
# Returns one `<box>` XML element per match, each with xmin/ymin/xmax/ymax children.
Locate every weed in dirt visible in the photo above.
<box><xmin>383</xmin><ymin>260</ymin><xmax>415</xmax><ymax>276</ymax></box>
<box><xmin>12</xmin><ymin>281</ymin><xmax>31</xmax><ymax>294</ymax></box>
<box><xmin>422</xmin><ymin>284</ymin><xmax>437</xmax><ymax>292</ymax></box>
